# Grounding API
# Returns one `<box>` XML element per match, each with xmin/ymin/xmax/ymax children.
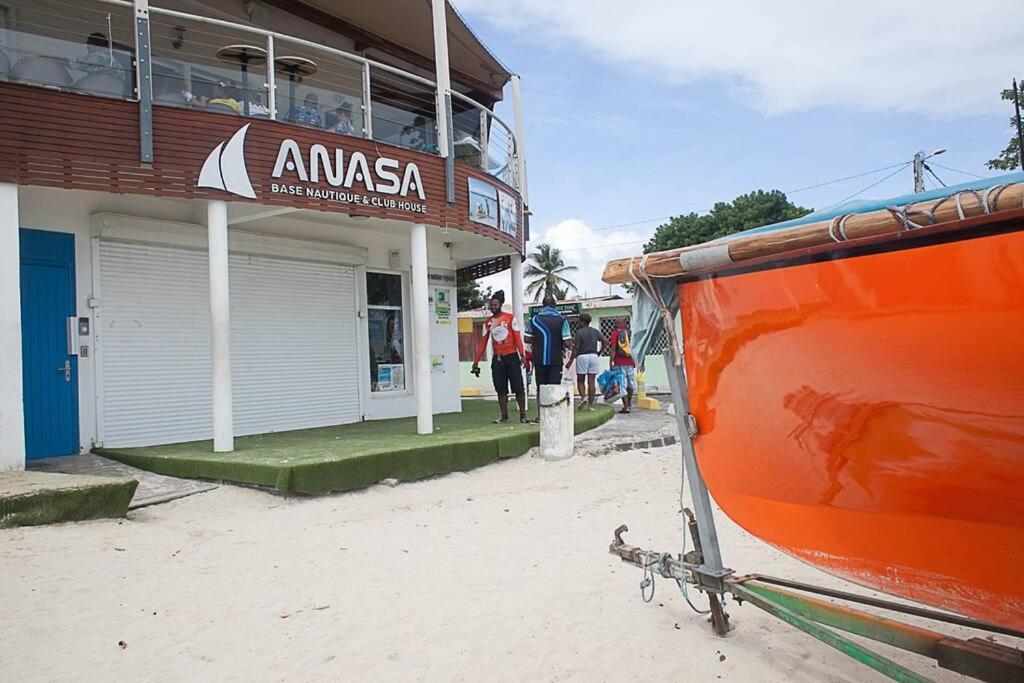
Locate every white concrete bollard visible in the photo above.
<box><xmin>539</xmin><ymin>384</ymin><xmax>574</xmax><ymax>461</ymax></box>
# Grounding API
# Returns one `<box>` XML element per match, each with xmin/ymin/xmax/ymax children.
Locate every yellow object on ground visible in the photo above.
<box><xmin>460</xmin><ymin>387</ymin><xmax>482</xmax><ymax>397</ymax></box>
<box><xmin>637</xmin><ymin>396</ymin><xmax>661</xmax><ymax>410</ymax></box>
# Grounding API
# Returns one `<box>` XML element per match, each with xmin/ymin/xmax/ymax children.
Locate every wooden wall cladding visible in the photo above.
<box><xmin>0</xmin><ymin>83</ymin><xmax>523</xmax><ymax>252</ymax></box>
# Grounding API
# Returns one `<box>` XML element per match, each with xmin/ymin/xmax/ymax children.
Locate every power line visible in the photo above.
<box><xmin>929</xmin><ymin>162</ymin><xmax>984</xmax><ymax>179</ymax></box>
<box><xmin>538</xmin><ymin>161</ymin><xmax>914</xmax><ymax>240</ymax></box>
<box><xmin>784</xmin><ymin>162</ymin><xmax>910</xmax><ymax>194</ymax></box>
<box><xmin>825</xmin><ymin>163</ymin><xmax>911</xmax><ymax>208</ymax></box>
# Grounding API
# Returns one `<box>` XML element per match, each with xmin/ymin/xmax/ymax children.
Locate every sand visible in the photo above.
<box><xmin>0</xmin><ymin>445</ymin><xmax>996</xmax><ymax>681</ymax></box>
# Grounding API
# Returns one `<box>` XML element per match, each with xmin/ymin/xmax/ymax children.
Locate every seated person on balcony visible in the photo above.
<box><xmin>399</xmin><ymin>116</ymin><xmax>427</xmax><ymax>149</ymax></box>
<box><xmin>247</xmin><ymin>94</ymin><xmax>270</xmax><ymax>117</ymax></box>
<box><xmin>199</xmin><ymin>82</ymin><xmax>242</xmax><ymax>114</ymax></box>
<box><xmin>286</xmin><ymin>93</ymin><xmax>322</xmax><ymax>127</ymax></box>
<box><xmin>327</xmin><ymin>103</ymin><xmax>355</xmax><ymax>135</ymax></box>
<box><xmin>67</xmin><ymin>32</ymin><xmax>124</xmax><ymax>80</ymax></box>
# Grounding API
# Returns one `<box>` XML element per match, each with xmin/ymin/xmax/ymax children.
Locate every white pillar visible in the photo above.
<box><xmin>430</xmin><ymin>0</ymin><xmax>452</xmax><ymax>158</ymax></box>
<box><xmin>510</xmin><ymin>74</ymin><xmax>528</xmax><ymax>205</ymax></box>
<box><xmin>509</xmin><ymin>254</ymin><xmax>527</xmax><ymax>408</ymax></box>
<box><xmin>207</xmin><ymin>200</ymin><xmax>234</xmax><ymax>452</ymax></box>
<box><xmin>410</xmin><ymin>223</ymin><xmax>433</xmax><ymax>434</ymax></box>
<box><xmin>0</xmin><ymin>184</ymin><xmax>25</xmax><ymax>471</ymax></box>
<box><xmin>510</xmin><ymin>253</ymin><xmax>525</xmax><ymax>332</ymax></box>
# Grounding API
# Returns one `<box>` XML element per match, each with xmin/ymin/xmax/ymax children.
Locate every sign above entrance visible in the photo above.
<box><xmin>196</xmin><ymin>124</ymin><xmax>428</xmax><ymax>215</ymax></box>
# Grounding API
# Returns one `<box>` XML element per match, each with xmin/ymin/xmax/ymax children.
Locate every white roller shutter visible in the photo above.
<box><xmin>99</xmin><ymin>241</ymin><xmax>213</xmax><ymax>447</ymax></box>
<box><xmin>99</xmin><ymin>240</ymin><xmax>360</xmax><ymax>448</ymax></box>
<box><xmin>229</xmin><ymin>254</ymin><xmax>359</xmax><ymax>436</ymax></box>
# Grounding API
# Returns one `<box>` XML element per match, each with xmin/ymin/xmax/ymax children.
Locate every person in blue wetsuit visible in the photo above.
<box><xmin>524</xmin><ymin>295</ymin><xmax>573</xmax><ymax>421</ymax></box>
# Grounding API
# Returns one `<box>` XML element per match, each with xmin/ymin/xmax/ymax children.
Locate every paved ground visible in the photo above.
<box><xmin>574</xmin><ymin>401</ymin><xmax>677</xmax><ymax>455</ymax></box>
<box><xmin>29</xmin><ymin>454</ymin><xmax>216</xmax><ymax>509</ymax></box>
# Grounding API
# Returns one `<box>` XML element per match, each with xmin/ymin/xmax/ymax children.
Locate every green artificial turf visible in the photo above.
<box><xmin>98</xmin><ymin>400</ymin><xmax>613</xmax><ymax>496</ymax></box>
<box><xmin>0</xmin><ymin>472</ymin><xmax>138</xmax><ymax>529</ymax></box>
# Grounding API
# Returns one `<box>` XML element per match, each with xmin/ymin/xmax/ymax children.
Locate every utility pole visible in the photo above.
<box><xmin>1013</xmin><ymin>78</ymin><xmax>1024</xmax><ymax>171</ymax></box>
<box><xmin>912</xmin><ymin>148</ymin><xmax>945</xmax><ymax>193</ymax></box>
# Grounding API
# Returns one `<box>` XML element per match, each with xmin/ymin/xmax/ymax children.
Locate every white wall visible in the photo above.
<box><xmin>16</xmin><ymin>186</ymin><xmax>469</xmax><ymax>449</ymax></box>
<box><xmin>0</xmin><ymin>184</ymin><xmax>25</xmax><ymax>470</ymax></box>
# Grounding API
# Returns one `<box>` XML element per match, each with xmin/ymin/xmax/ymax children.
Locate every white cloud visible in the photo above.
<box><xmin>457</xmin><ymin>0</ymin><xmax>1023</xmax><ymax>116</ymax></box>
<box><xmin>481</xmin><ymin>218</ymin><xmax>648</xmax><ymax>302</ymax></box>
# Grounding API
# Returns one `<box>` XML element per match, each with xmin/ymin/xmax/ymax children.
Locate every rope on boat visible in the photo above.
<box><xmin>827</xmin><ymin>214</ymin><xmax>855</xmax><ymax>242</ymax></box>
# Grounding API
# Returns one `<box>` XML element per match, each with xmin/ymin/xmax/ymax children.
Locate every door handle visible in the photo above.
<box><xmin>57</xmin><ymin>360</ymin><xmax>71</xmax><ymax>382</ymax></box>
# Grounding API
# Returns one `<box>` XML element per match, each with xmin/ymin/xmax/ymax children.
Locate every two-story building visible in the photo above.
<box><xmin>0</xmin><ymin>0</ymin><xmax>530</xmax><ymax>468</ymax></box>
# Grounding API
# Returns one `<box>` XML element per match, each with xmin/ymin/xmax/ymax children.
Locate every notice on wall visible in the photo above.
<box><xmin>431</xmin><ymin>354</ymin><xmax>446</xmax><ymax>373</ymax></box>
<box><xmin>434</xmin><ymin>288</ymin><xmax>452</xmax><ymax>325</ymax></box>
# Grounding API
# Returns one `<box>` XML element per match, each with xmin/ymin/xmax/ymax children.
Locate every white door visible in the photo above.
<box><xmin>99</xmin><ymin>240</ymin><xmax>359</xmax><ymax>448</ymax></box>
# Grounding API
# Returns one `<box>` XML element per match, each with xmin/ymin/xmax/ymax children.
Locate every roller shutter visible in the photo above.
<box><xmin>99</xmin><ymin>240</ymin><xmax>359</xmax><ymax>447</ymax></box>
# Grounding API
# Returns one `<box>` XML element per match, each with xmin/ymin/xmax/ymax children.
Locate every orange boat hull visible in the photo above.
<box><xmin>679</xmin><ymin>225</ymin><xmax>1024</xmax><ymax>630</ymax></box>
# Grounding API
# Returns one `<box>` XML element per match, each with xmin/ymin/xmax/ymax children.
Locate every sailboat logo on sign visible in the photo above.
<box><xmin>197</xmin><ymin>124</ymin><xmax>257</xmax><ymax>199</ymax></box>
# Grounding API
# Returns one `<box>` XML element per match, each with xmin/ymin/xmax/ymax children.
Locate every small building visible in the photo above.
<box><xmin>0</xmin><ymin>0</ymin><xmax>531</xmax><ymax>469</ymax></box>
<box><xmin>457</xmin><ymin>296</ymin><xmax>673</xmax><ymax>392</ymax></box>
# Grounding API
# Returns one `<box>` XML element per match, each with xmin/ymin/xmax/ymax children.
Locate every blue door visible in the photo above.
<box><xmin>20</xmin><ymin>229</ymin><xmax>79</xmax><ymax>459</ymax></box>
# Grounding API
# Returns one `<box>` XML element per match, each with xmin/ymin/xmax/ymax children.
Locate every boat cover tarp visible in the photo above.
<box><xmin>730</xmin><ymin>170</ymin><xmax>1024</xmax><ymax>239</ymax></box>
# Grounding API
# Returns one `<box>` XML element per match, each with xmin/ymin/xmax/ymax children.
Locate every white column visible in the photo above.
<box><xmin>510</xmin><ymin>74</ymin><xmax>528</xmax><ymax>205</ymax></box>
<box><xmin>509</xmin><ymin>253</ymin><xmax>527</xmax><ymax>407</ymax></box>
<box><xmin>207</xmin><ymin>200</ymin><xmax>234</xmax><ymax>452</ymax></box>
<box><xmin>410</xmin><ymin>224</ymin><xmax>433</xmax><ymax>434</ymax></box>
<box><xmin>0</xmin><ymin>184</ymin><xmax>25</xmax><ymax>471</ymax></box>
<box><xmin>431</xmin><ymin>0</ymin><xmax>452</xmax><ymax>158</ymax></box>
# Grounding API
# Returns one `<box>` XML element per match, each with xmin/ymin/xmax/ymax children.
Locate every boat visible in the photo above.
<box><xmin>603</xmin><ymin>173</ymin><xmax>1024</xmax><ymax>631</ymax></box>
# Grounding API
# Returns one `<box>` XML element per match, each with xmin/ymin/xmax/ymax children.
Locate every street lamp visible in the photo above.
<box><xmin>913</xmin><ymin>148</ymin><xmax>946</xmax><ymax>193</ymax></box>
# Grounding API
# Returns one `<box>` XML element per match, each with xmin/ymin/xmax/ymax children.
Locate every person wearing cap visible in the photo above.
<box><xmin>328</xmin><ymin>103</ymin><xmax>356</xmax><ymax>135</ymax></box>
<box><xmin>201</xmin><ymin>82</ymin><xmax>242</xmax><ymax>114</ymax></box>
<box><xmin>471</xmin><ymin>291</ymin><xmax>530</xmax><ymax>424</ymax></box>
<box><xmin>286</xmin><ymin>93</ymin><xmax>322</xmax><ymax>127</ymax></box>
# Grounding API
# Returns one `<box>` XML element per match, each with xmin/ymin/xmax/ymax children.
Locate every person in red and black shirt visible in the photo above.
<box><xmin>471</xmin><ymin>291</ymin><xmax>529</xmax><ymax>423</ymax></box>
<box><xmin>609</xmin><ymin>318</ymin><xmax>637</xmax><ymax>414</ymax></box>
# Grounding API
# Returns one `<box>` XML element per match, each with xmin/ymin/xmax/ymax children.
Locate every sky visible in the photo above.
<box><xmin>453</xmin><ymin>0</ymin><xmax>1024</xmax><ymax>300</ymax></box>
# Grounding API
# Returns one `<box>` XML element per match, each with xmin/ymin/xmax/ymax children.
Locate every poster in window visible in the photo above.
<box><xmin>498</xmin><ymin>189</ymin><xmax>517</xmax><ymax>236</ymax></box>
<box><xmin>467</xmin><ymin>177</ymin><xmax>498</xmax><ymax>228</ymax></box>
<box><xmin>368</xmin><ymin>308</ymin><xmax>405</xmax><ymax>392</ymax></box>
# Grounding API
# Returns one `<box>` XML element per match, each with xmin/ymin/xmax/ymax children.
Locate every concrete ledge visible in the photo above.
<box><xmin>0</xmin><ymin>471</ymin><xmax>138</xmax><ymax>529</ymax></box>
<box><xmin>460</xmin><ymin>388</ymin><xmax>482</xmax><ymax>397</ymax></box>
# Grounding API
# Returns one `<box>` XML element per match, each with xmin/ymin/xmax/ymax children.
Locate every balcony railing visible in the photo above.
<box><xmin>0</xmin><ymin>0</ymin><xmax>521</xmax><ymax>190</ymax></box>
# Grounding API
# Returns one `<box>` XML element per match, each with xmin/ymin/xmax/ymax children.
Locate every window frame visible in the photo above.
<box><xmin>365</xmin><ymin>268</ymin><xmax>412</xmax><ymax>396</ymax></box>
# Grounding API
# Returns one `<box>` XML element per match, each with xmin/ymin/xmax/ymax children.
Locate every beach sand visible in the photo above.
<box><xmin>0</xmin><ymin>445</ymin><xmax>993</xmax><ymax>681</ymax></box>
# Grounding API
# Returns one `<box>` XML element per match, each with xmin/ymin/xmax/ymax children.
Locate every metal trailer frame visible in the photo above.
<box><xmin>607</xmin><ymin>349</ymin><xmax>1024</xmax><ymax>682</ymax></box>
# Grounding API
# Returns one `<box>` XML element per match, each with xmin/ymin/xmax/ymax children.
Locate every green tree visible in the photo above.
<box><xmin>644</xmin><ymin>190</ymin><xmax>811</xmax><ymax>253</ymax></box>
<box><xmin>987</xmin><ymin>82</ymin><xmax>1023</xmax><ymax>171</ymax></box>
<box><xmin>524</xmin><ymin>243</ymin><xmax>578</xmax><ymax>302</ymax></box>
<box><xmin>457</xmin><ymin>279</ymin><xmax>492</xmax><ymax>310</ymax></box>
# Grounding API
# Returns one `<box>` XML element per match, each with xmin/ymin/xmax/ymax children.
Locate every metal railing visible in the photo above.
<box><xmin>0</xmin><ymin>0</ymin><xmax>521</xmax><ymax>191</ymax></box>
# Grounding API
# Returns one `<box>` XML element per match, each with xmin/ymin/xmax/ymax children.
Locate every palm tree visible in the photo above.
<box><xmin>524</xmin><ymin>243</ymin><xmax>578</xmax><ymax>302</ymax></box>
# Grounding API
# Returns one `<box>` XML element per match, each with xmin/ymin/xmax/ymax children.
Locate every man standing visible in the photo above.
<box><xmin>471</xmin><ymin>291</ymin><xmax>529</xmax><ymax>423</ymax></box>
<box><xmin>609</xmin><ymin>318</ymin><xmax>636</xmax><ymax>414</ymax></box>
<box><xmin>565</xmin><ymin>313</ymin><xmax>605</xmax><ymax>410</ymax></box>
<box><xmin>525</xmin><ymin>296</ymin><xmax>573</xmax><ymax>419</ymax></box>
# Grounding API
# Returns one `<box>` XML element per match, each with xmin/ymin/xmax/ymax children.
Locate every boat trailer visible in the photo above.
<box><xmin>609</xmin><ymin>351</ymin><xmax>1024</xmax><ymax>682</ymax></box>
